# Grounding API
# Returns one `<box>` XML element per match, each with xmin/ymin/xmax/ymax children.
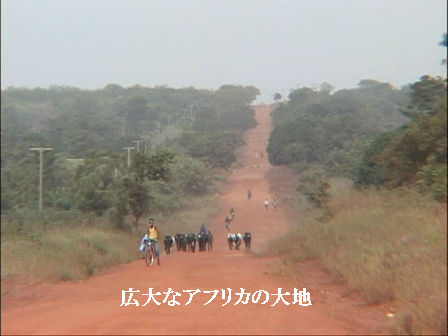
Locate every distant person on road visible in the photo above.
<box><xmin>225</xmin><ymin>216</ymin><xmax>232</xmax><ymax>231</ymax></box>
<box><xmin>247</xmin><ymin>189</ymin><xmax>252</xmax><ymax>200</ymax></box>
<box><xmin>199</xmin><ymin>223</ymin><xmax>207</xmax><ymax>234</ymax></box>
<box><xmin>230</xmin><ymin>207</ymin><xmax>235</xmax><ymax>218</ymax></box>
<box><xmin>264</xmin><ymin>199</ymin><xmax>269</xmax><ymax>210</ymax></box>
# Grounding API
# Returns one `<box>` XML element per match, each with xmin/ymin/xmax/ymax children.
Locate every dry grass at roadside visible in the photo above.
<box><xmin>264</xmin><ymin>172</ymin><xmax>447</xmax><ymax>335</ymax></box>
<box><xmin>1</xmin><ymin>227</ymin><xmax>137</xmax><ymax>283</ymax></box>
<box><xmin>1</xmin><ymin>194</ymin><xmax>220</xmax><ymax>285</ymax></box>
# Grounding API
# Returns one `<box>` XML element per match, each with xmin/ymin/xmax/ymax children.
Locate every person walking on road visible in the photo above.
<box><xmin>264</xmin><ymin>199</ymin><xmax>269</xmax><ymax>210</ymax></box>
<box><xmin>247</xmin><ymin>189</ymin><xmax>252</xmax><ymax>200</ymax></box>
<box><xmin>225</xmin><ymin>216</ymin><xmax>232</xmax><ymax>231</ymax></box>
<box><xmin>199</xmin><ymin>223</ymin><xmax>207</xmax><ymax>234</ymax></box>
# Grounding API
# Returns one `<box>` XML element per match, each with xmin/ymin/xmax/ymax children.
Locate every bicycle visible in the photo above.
<box><xmin>144</xmin><ymin>239</ymin><xmax>155</xmax><ymax>266</ymax></box>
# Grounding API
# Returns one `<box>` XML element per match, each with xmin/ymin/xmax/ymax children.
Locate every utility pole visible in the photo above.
<box><xmin>147</xmin><ymin>131</ymin><xmax>155</xmax><ymax>154</ymax></box>
<box><xmin>132</xmin><ymin>140</ymin><xmax>144</xmax><ymax>152</ymax></box>
<box><xmin>29</xmin><ymin>147</ymin><xmax>53</xmax><ymax>211</ymax></box>
<box><xmin>182</xmin><ymin>108</ymin><xmax>188</xmax><ymax>127</ymax></box>
<box><xmin>166</xmin><ymin>116</ymin><xmax>171</xmax><ymax>138</ymax></box>
<box><xmin>123</xmin><ymin>147</ymin><xmax>135</xmax><ymax>167</ymax></box>
<box><xmin>161</xmin><ymin>125</ymin><xmax>166</xmax><ymax>146</ymax></box>
<box><xmin>189</xmin><ymin>105</ymin><xmax>195</xmax><ymax>126</ymax></box>
<box><xmin>141</xmin><ymin>135</ymin><xmax>151</xmax><ymax>154</ymax></box>
<box><xmin>155</xmin><ymin>122</ymin><xmax>163</xmax><ymax>146</ymax></box>
<box><xmin>175</xmin><ymin>112</ymin><xmax>181</xmax><ymax>129</ymax></box>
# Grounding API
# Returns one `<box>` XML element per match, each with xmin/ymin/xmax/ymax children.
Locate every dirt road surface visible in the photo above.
<box><xmin>1</xmin><ymin>105</ymin><xmax>382</xmax><ymax>335</ymax></box>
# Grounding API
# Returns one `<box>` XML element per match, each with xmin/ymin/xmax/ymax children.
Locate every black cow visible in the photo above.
<box><xmin>197</xmin><ymin>233</ymin><xmax>209</xmax><ymax>252</ymax></box>
<box><xmin>187</xmin><ymin>233</ymin><xmax>197</xmax><ymax>253</ymax></box>
<box><xmin>234</xmin><ymin>233</ymin><xmax>242</xmax><ymax>250</ymax></box>
<box><xmin>207</xmin><ymin>231</ymin><xmax>214</xmax><ymax>251</ymax></box>
<box><xmin>227</xmin><ymin>233</ymin><xmax>235</xmax><ymax>250</ymax></box>
<box><xmin>164</xmin><ymin>235</ymin><xmax>175</xmax><ymax>254</ymax></box>
<box><xmin>179</xmin><ymin>235</ymin><xmax>188</xmax><ymax>252</ymax></box>
<box><xmin>175</xmin><ymin>233</ymin><xmax>184</xmax><ymax>251</ymax></box>
<box><xmin>243</xmin><ymin>232</ymin><xmax>251</xmax><ymax>250</ymax></box>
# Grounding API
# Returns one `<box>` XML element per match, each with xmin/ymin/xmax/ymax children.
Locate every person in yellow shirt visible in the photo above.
<box><xmin>147</xmin><ymin>218</ymin><xmax>161</xmax><ymax>266</ymax></box>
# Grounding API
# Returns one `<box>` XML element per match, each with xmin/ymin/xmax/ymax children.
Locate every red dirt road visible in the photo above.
<box><xmin>1</xmin><ymin>105</ymin><xmax>379</xmax><ymax>335</ymax></box>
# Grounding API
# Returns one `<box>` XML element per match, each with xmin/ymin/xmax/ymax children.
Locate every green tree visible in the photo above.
<box><xmin>171</xmin><ymin>156</ymin><xmax>212</xmax><ymax>195</ymax></box>
<box><xmin>296</xmin><ymin>167</ymin><xmax>332</xmax><ymax>221</ymax></box>
<box><xmin>401</xmin><ymin>76</ymin><xmax>447</xmax><ymax>119</ymax></box>
<box><xmin>122</xmin><ymin>150</ymin><xmax>175</xmax><ymax>231</ymax></box>
<box><xmin>73</xmin><ymin>150</ymin><xmax>122</xmax><ymax>215</ymax></box>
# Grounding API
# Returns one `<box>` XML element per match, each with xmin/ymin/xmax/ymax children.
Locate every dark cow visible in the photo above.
<box><xmin>243</xmin><ymin>232</ymin><xmax>251</xmax><ymax>250</ymax></box>
<box><xmin>175</xmin><ymin>233</ymin><xmax>187</xmax><ymax>252</ymax></box>
<box><xmin>207</xmin><ymin>231</ymin><xmax>214</xmax><ymax>251</ymax></box>
<box><xmin>186</xmin><ymin>233</ymin><xmax>197</xmax><ymax>253</ymax></box>
<box><xmin>227</xmin><ymin>233</ymin><xmax>235</xmax><ymax>250</ymax></box>
<box><xmin>234</xmin><ymin>233</ymin><xmax>242</xmax><ymax>250</ymax></box>
<box><xmin>175</xmin><ymin>233</ymin><xmax>184</xmax><ymax>251</ymax></box>
<box><xmin>164</xmin><ymin>235</ymin><xmax>175</xmax><ymax>254</ymax></box>
<box><xmin>197</xmin><ymin>233</ymin><xmax>209</xmax><ymax>252</ymax></box>
<box><xmin>179</xmin><ymin>235</ymin><xmax>188</xmax><ymax>252</ymax></box>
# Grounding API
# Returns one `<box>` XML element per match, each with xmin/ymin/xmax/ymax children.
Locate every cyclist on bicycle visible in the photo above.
<box><xmin>147</xmin><ymin>218</ymin><xmax>161</xmax><ymax>266</ymax></box>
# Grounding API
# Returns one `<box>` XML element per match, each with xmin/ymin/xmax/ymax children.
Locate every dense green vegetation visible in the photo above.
<box><xmin>356</xmin><ymin>76</ymin><xmax>447</xmax><ymax>201</ymax></box>
<box><xmin>1</xmin><ymin>84</ymin><xmax>259</xmax><ymax>223</ymax></box>
<box><xmin>267</xmin><ymin>35</ymin><xmax>447</xmax><ymax>203</ymax></box>
<box><xmin>1</xmin><ymin>83</ymin><xmax>259</xmax><ymax>282</ymax></box>
<box><xmin>268</xmin><ymin>80</ymin><xmax>410</xmax><ymax>178</ymax></box>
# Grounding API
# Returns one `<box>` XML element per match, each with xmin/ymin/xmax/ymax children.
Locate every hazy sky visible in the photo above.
<box><xmin>1</xmin><ymin>0</ymin><xmax>447</xmax><ymax>101</ymax></box>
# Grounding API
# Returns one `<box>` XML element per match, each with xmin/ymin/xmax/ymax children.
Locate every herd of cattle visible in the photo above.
<box><xmin>163</xmin><ymin>231</ymin><xmax>252</xmax><ymax>253</ymax></box>
<box><xmin>227</xmin><ymin>232</ymin><xmax>251</xmax><ymax>250</ymax></box>
<box><xmin>163</xmin><ymin>232</ymin><xmax>214</xmax><ymax>254</ymax></box>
